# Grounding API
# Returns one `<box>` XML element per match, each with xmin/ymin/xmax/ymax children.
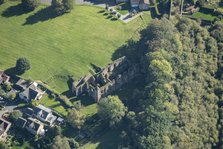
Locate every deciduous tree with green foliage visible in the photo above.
<box><xmin>15</xmin><ymin>57</ymin><xmax>31</xmax><ymax>73</ymax></box>
<box><xmin>51</xmin><ymin>135</ymin><xmax>71</xmax><ymax>149</ymax></box>
<box><xmin>98</xmin><ymin>96</ymin><xmax>127</xmax><ymax>128</ymax></box>
<box><xmin>67</xmin><ymin>108</ymin><xmax>85</xmax><ymax>129</ymax></box>
<box><xmin>21</xmin><ymin>0</ymin><xmax>40</xmax><ymax>11</ymax></box>
<box><xmin>9</xmin><ymin>110</ymin><xmax>22</xmax><ymax>122</ymax></box>
<box><xmin>51</xmin><ymin>0</ymin><xmax>73</xmax><ymax>15</ymax></box>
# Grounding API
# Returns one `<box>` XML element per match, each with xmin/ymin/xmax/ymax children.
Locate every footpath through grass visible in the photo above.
<box><xmin>0</xmin><ymin>1</ymin><xmax>151</xmax><ymax>93</ymax></box>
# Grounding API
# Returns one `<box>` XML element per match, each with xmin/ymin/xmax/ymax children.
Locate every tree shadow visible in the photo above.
<box><xmin>4</xmin><ymin>67</ymin><xmax>25</xmax><ymax>76</ymax></box>
<box><xmin>23</xmin><ymin>6</ymin><xmax>58</xmax><ymax>25</ymax></box>
<box><xmin>70</xmin><ymin>94</ymin><xmax>95</xmax><ymax>106</ymax></box>
<box><xmin>1</xmin><ymin>3</ymin><xmax>30</xmax><ymax>18</ymax></box>
<box><xmin>111</xmin><ymin>28</ymin><xmax>149</xmax><ymax>62</ymax></box>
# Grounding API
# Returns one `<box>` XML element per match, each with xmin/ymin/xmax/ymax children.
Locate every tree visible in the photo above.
<box><xmin>21</xmin><ymin>0</ymin><xmax>40</xmax><ymax>11</ymax></box>
<box><xmin>98</xmin><ymin>96</ymin><xmax>127</xmax><ymax>127</ymax></box>
<box><xmin>9</xmin><ymin>92</ymin><xmax>16</xmax><ymax>100</ymax></box>
<box><xmin>51</xmin><ymin>0</ymin><xmax>73</xmax><ymax>15</ymax></box>
<box><xmin>67</xmin><ymin>108</ymin><xmax>85</xmax><ymax>129</ymax></box>
<box><xmin>51</xmin><ymin>135</ymin><xmax>71</xmax><ymax>149</ymax></box>
<box><xmin>62</xmin><ymin>0</ymin><xmax>73</xmax><ymax>12</ymax></box>
<box><xmin>9</xmin><ymin>110</ymin><xmax>22</xmax><ymax>122</ymax></box>
<box><xmin>15</xmin><ymin>57</ymin><xmax>31</xmax><ymax>73</ymax></box>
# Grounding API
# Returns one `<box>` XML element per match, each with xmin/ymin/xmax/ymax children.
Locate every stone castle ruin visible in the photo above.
<box><xmin>72</xmin><ymin>56</ymin><xmax>139</xmax><ymax>102</ymax></box>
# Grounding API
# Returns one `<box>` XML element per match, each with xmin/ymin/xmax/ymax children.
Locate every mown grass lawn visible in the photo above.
<box><xmin>80</xmin><ymin>129</ymin><xmax>121</xmax><ymax>149</ymax></box>
<box><xmin>39</xmin><ymin>95</ymin><xmax>68</xmax><ymax>116</ymax></box>
<box><xmin>191</xmin><ymin>11</ymin><xmax>217</xmax><ymax>21</ymax></box>
<box><xmin>0</xmin><ymin>1</ymin><xmax>151</xmax><ymax>94</ymax></box>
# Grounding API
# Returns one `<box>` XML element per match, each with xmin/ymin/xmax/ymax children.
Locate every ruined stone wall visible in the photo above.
<box><xmin>72</xmin><ymin>57</ymin><xmax>140</xmax><ymax>102</ymax></box>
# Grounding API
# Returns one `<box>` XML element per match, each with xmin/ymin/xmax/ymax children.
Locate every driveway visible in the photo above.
<box><xmin>0</xmin><ymin>100</ymin><xmax>19</xmax><ymax>117</ymax></box>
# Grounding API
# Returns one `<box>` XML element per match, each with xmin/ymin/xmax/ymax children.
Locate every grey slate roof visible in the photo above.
<box><xmin>26</xmin><ymin>118</ymin><xmax>43</xmax><ymax>132</ymax></box>
<box><xmin>16</xmin><ymin>79</ymin><xmax>31</xmax><ymax>90</ymax></box>
<box><xmin>16</xmin><ymin>117</ymin><xmax>27</xmax><ymax>128</ymax></box>
<box><xmin>25</xmin><ymin>107</ymin><xmax>34</xmax><ymax>117</ymax></box>
<box><xmin>34</xmin><ymin>105</ymin><xmax>52</xmax><ymax>120</ymax></box>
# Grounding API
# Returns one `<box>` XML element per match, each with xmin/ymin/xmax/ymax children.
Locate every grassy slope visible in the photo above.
<box><xmin>0</xmin><ymin>2</ymin><xmax>151</xmax><ymax>93</ymax></box>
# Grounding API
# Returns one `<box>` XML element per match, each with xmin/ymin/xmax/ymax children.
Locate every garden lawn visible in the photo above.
<box><xmin>0</xmin><ymin>2</ymin><xmax>151</xmax><ymax>93</ymax></box>
<box><xmin>80</xmin><ymin>129</ymin><xmax>121</xmax><ymax>149</ymax></box>
<box><xmin>40</xmin><ymin>95</ymin><xmax>68</xmax><ymax>116</ymax></box>
<box><xmin>191</xmin><ymin>11</ymin><xmax>217</xmax><ymax>21</ymax></box>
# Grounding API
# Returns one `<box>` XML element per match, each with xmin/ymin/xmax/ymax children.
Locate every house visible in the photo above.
<box><xmin>139</xmin><ymin>0</ymin><xmax>150</xmax><ymax>10</ymax></box>
<box><xmin>25</xmin><ymin>118</ymin><xmax>44</xmax><ymax>136</ymax></box>
<box><xmin>131</xmin><ymin>0</ymin><xmax>140</xmax><ymax>8</ymax></box>
<box><xmin>0</xmin><ymin>117</ymin><xmax>11</xmax><ymax>141</ymax></box>
<box><xmin>15</xmin><ymin>117</ymin><xmax>27</xmax><ymax>128</ymax></box>
<box><xmin>33</xmin><ymin>105</ymin><xmax>57</xmax><ymax>125</ymax></box>
<box><xmin>15</xmin><ymin>79</ymin><xmax>31</xmax><ymax>90</ymax></box>
<box><xmin>24</xmin><ymin>107</ymin><xmax>34</xmax><ymax>117</ymax></box>
<box><xmin>0</xmin><ymin>71</ymin><xmax>10</xmax><ymax>84</ymax></box>
<box><xmin>19</xmin><ymin>82</ymin><xmax>45</xmax><ymax>102</ymax></box>
<box><xmin>116</xmin><ymin>0</ymin><xmax>128</xmax><ymax>3</ymax></box>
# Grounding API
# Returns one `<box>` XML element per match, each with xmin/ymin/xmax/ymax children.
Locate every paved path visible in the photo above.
<box><xmin>0</xmin><ymin>100</ymin><xmax>18</xmax><ymax>117</ymax></box>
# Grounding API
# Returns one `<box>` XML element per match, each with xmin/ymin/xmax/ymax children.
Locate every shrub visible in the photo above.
<box><xmin>9</xmin><ymin>93</ymin><xmax>16</xmax><ymax>100</ymax></box>
<box><xmin>4</xmin><ymin>83</ymin><xmax>12</xmax><ymax>92</ymax></box>
<box><xmin>9</xmin><ymin>110</ymin><xmax>22</xmax><ymax>122</ymax></box>
<box><xmin>21</xmin><ymin>0</ymin><xmax>40</xmax><ymax>11</ymax></box>
<box><xmin>117</xmin><ymin>13</ymin><xmax>121</xmax><ymax>18</ymax></box>
<box><xmin>51</xmin><ymin>0</ymin><xmax>73</xmax><ymax>15</ymax></box>
<box><xmin>58</xmin><ymin>95</ymin><xmax>72</xmax><ymax>108</ymax></box>
<box><xmin>63</xmin><ymin>0</ymin><xmax>73</xmax><ymax>12</ymax></box>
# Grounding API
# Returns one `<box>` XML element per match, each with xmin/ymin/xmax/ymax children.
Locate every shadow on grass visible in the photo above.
<box><xmin>4</xmin><ymin>67</ymin><xmax>25</xmax><ymax>75</ymax></box>
<box><xmin>1</xmin><ymin>4</ymin><xmax>31</xmax><ymax>18</ymax></box>
<box><xmin>70</xmin><ymin>94</ymin><xmax>95</xmax><ymax>106</ymax></box>
<box><xmin>110</xmin><ymin>17</ymin><xmax>118</xmax><ymax>21</ymax></box>
<box><xmin>103</xmin><ymin>12</ymin><xmax>108</xmax><ymax>16</ymax></box>
<box><xmin>98</xmin><ymin>10</ymin><xmax>105</xmax><ymax>13</ymax></box>
<box><xmin>106</xmin><ymin>15</ymin><xmax>112</xmax><ymax>19</ymax></box>
<box><xmin>23</xmin><ymin>6</ymin><xmax>58</xmax><ymax>25</ymax></box>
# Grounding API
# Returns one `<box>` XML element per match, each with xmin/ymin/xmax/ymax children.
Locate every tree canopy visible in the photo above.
<box><xmin>15</xmin><ymin>57</ymin><xmax>31</xmax><ymax>73</ymax></box>
<box><xmin>98</xmin><ymin>95</ymin><xmax>127</xmax><ymax>128</ymax></box>
<box><xmin>67</xmin><ymin>108</ymin><xmax>85</xmax><ymax>129</ymax></box>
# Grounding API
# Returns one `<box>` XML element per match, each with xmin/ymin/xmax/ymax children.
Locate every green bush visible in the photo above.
<box><xmin>15</xmin><ymin>57</ymin><xmax>31</xmax><ymax>73</ymax></box>
<box><xmin>21</xmin><ymin>0</ymin><xmax>40</xmax><ymax>11</ymax></box>
<box><xmin>9</xmin><ymin>93</ymin><xmax>16</xmax><ymax>100</ymax></box>
<box><xmin>51</xmin><ymin>0</ymin><xmax>73</xmax><ymax>15</ymax></box>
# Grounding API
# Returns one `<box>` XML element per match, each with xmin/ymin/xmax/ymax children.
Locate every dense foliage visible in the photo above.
<box><xmin>9</xmin><ymin>110</ymin><xmax>22</xmax><ymax>122</ymax></box>
<box><xmin>118</xmin><ymin>18</ymin><xmax>222</xmax><ymax>149</ymax></box>
<box><xmin>67</xmin><ymin>108</ymin><xmax>85</xmax><ymax>129</ymax></box>
<box><xmin>15</xmin><ymin>57</ymin><xmax>31</xmax><ymax>73</ymax></box>
<box><xmin>51</xmin><ymin>0</ymin><xmax>73</xmax><ymax>15</ymax></box>
<box><xmin>21</xmin><ymin>0</ymin><xmax>40</xmax><ymax>11</ymax></box>
<box><xmin>98</xmin><ymin>96</ymin><xmax>127</xmax><ymax>128</ymax></box>
<box><xmin>51</xmin><ymin>135</ymin><xmax>71</xmax><ymax>149</ymax></box>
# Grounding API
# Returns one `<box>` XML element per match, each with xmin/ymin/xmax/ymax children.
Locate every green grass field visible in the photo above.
<box><xmin>0</xmin><ymin>1</ymin><xmax>151</xmax><ymax>93</ymax></box>
<box><xmin>191</xmin><ymin>11</ymin><xmax>217</xmax><ymax>21</ymax></box>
